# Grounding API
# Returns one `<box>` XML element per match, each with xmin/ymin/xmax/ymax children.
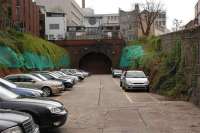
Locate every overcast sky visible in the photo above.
<box><xmin>75</xmin><ymin>0</ymin><xmax>198</xmax><ymax>29</ymax></box>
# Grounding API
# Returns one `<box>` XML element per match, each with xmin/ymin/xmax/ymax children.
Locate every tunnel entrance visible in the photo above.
<box><xmin>79</xmin><ymin>52</ymin><xmax>112</xmax><ymax>74</ymax></box>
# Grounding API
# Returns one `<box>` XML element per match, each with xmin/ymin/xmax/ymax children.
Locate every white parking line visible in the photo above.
<box><xmin>112</xmin><ymin>78</ymin><xmax>120</xmax><ymax>87</ymax></box>
<box><xmin>112</xmin><ymin>78</ymin><xmax>134</xmax><ymax>104</ymax></box>
<box><xmin>123</xmin><ymin>92</ymin><xmax>134</xmax><ymax>103</ymax></box>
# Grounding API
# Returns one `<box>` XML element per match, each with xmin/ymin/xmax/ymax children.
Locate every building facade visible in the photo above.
<box><xmin>119</xmin><ymin>8</ymin><xmax>140</xmax><ymax>41</ymax></box>
<box><xmin>35</xmin><ymin>0</ymin><xmax>84</xmax><ymax>26</ymax></box>
<box><xmin>0</xmin><ymin>0</ymin><xmax>40</xmax><ymax>36</ymax></box>
<box><xmin>195</xmin><ymin>1</ymin><xmax>200</xmax><ymax>25</ymax></box>
<box><xmin>119</xmin><ymin>5</ymin><xmax>167</xmax><ymax>41</ymax></box>
<box><xmin>68</xmin><ymin>13</ymin><xmax>121</xmax><ymax>39</ymax></box>
<box><xmin>45</xmin><ymin>11</ymin><xmax>67</xmax><ymax>40</ymax></box>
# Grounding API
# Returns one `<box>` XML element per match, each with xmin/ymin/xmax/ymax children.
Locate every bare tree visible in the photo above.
<box><xmin>138</xmin><ymin>0</ymin><xmax>164</xmax><ymax>36</ymax></box>
<box><xmin>172</xmin><ymin>19</ymin><xmax>183</xmax><ymax>32</ymax></box>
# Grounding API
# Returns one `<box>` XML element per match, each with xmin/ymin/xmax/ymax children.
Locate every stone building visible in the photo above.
<box><xmin>119</xmin><ymin>4</ymin><xmax>167</xmax><ymax>41</ymax></box>
<box><xmin>195</xmin><ymin>0</ymin><xmax>200</xmax><ymax>25</ymax></box>
<box><xmin>119</xmin><ymin>6</ymin><xmax>140</xmax><ymax>41</ymax></box>
<box><xmin>45</xmin><ymin>11</ymin><xmax>67</xmax><ymax>40</ymax></box>
<box><xmin>35</xmin><ymin>0</ymin><xmax>84</xmax><ymax>26</ymax></box>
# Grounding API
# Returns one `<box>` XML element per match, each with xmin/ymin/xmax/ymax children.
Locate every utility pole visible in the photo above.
<box><xmin>82</xmin><ymin>0</ymin><xmax>85</xmax><ymax>8</ymax></box>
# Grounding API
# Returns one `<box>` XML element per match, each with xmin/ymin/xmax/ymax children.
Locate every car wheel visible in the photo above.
<box><xmin>146</xmin><ymin>86</ymin><xmax>150</xmax><ymax>92</ymax></box>
<box><xmin>122</xmin><ymin>86</ymin><xmax>125</xmax><ymax>90</ymax></box>
<box><xmin>120</xmin><ymin>82</ymin><xmax>122</xmax><ymax>87</ymax></box>
<box><xmin>42</xmin><ymin>87</ymin><xmax>52</xmax><ymax>97</ymax></box>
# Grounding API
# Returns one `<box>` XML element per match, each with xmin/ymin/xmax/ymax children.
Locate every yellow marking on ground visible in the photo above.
<box><xmin>112</xmin><ymin>77</ymin><xmax>134</xmax><ymax>104</ymax></box>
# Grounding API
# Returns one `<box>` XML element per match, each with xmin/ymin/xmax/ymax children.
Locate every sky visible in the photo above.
<box><xmin>75</xmin><ymin>0</ymin><xmax>198</xmax><ymax>29</ymax></box>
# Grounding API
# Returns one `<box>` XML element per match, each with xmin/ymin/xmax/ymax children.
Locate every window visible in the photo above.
<box><xmin>49</xmin><ymin>35</ymin><xmax>54</xmax><ymax>40</ymax></box>
<box><xmin>19</xmin><ymin>76</ymin><xmax>33</xmax><ymax>82</ymax></box>
<box><xmin>57</xmin><ymin>34</ymin><xmax>64</xmax><ymax>39</ymax></box>
<box><xmin>6</xmin><ymin>76</ymin><xmax>19</xmax><ymax>82</ymax></box>
<box><xmin>16</xmin><ymin>0</ymin><xmax>20</xmax><ymax>7</ymax></box>
<box><xmin>49</xmin><ymin>24</ymin><xmax>60</xmax><ymax>30</ymax></box>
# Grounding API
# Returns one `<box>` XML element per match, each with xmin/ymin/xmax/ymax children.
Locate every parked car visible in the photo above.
<box><xmin>38</xmin><ymin>71</ymin><xmax>76</xmax><ymax>86</ymax></box>
<box><xmin>0</xmin><ymin>85</ymin><xmax>68</xmax><ymax>129</ymax></box>
<box><xmin>0</xmin><ymin>78</ymin><xmax>44</xmax><ymax>97</ymax></box>
<box><xmin>32</xmin><ymin>73</ymin><xmax>74</xmax><ymax>90</ymax></box>
<box><xmin>78</xmin><ymin>70</ymin><xmax>90</xmax><ymax>77</ymax></box>
<box><xmin>112</xmin><ymin>69</ymin><xmax>122</xmax><ymax>78</ymax></box>
<box><xmin>121</xmin><ymin>70</ymin><xmax>149</xmax><ymax>92</ymax></box>
<box><xmin>31</xmin><ymin>73</ymin><xmax>65</xmax><ymax>91</ymax></box>
<box><xmin>0</xmin><ymin>109</ymin><xmax>39</xmax><ymax>133</ymax></box>
<box><xmin>51</xmin><ymin>71</ymin><xmax>78</xmax><ymax>83</ymax></box>
<box><xmin>5</xmin><ymin>74</ymin><xmax>64</xmax><ymax>97</ymax></box>
<box><xmin>61</xmin><ymin>69</ymin><xmax>85</xmax><ymax>80</ymax></box>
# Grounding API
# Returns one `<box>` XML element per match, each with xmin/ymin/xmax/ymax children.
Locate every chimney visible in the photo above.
<box><xmin>82</xmin><ymin>0</ymin><xmax>85</xmax><ymax>8</ymax></box>
<box><xmin>135</xmin><ymin>4</ymin><xmax>139</xmax><ymax>11</ymax></box>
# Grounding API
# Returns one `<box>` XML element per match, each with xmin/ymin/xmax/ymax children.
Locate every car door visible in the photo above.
<box><xmin>6</xmin><ymin>76</ymin><xmax>21</xmax><ymax>86</ymax></box>
<box><xmin>121</xmin><ymin>72</ymin><xmax>127</xmax><ymax>87</ymax></box>
<box><xmin>17</xmin><ymin>76</ymin><xmax>36</xmax><ymax>88</ymax></box>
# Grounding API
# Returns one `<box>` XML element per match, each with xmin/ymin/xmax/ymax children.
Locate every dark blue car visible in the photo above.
<box><xmin>0</xmin><ymin>78</ymin><xmax>44</xmax><ymax>97</ymax></box>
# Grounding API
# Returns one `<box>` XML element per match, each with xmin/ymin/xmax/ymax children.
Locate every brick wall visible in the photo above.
<box><xmin>10</xmin><ymin>0</ymin><xmax>40</xmax><ymax>36</ymax></box>
<box><xmin>160</xmin><ymin>26</ymin><xmax>200</xmax><ymax>106</ymax></box>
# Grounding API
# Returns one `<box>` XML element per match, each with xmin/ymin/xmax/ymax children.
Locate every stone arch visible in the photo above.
<box><xmin>79</xmin><ymin>52</ymin><xmax>112</xmax><ymax>74</ymax></box>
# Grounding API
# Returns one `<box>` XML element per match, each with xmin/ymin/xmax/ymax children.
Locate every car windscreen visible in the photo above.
<box><xmin>114</xmin><ymin>70</ymin><xmax>122</xmax><ymax>73</ymax></box>
<box><xmin>0</xmin><ymin>86</ymin><xmax>19</xmax><ymax>99</ymax></box>
<box><xmin>126</xmin><ymin>71</ymin><xmax>146</xmax><ymax>78</ymax></box>
<box><xmin>41</xmin><ymin>73</ymin><xmax>55</xmax><ymax>79</ymax></box>
<box><xmin>33</xmin><ymin>74</ymin><xmax>48</xmax><ymax>81</ymax></box>
<box><xmin>57</xmin><ymin>72</ymin><xmax>66</xmax><ymax>76</ymax></box>
<box><xmin>0</xmin><ymin>78</ymin><xmax>17</xmax><ymax>88</ymax></box>
<box><xmin>29</xmin><ymin>75</ymin><xmax>43</xmax><ymax>82</ymax></box>
<box><xmin>52</xmin><ymin>72</ymin><xmax>62</xmax><ymax>77</ymax></box>
<box><xmin>50</xmin><ymin>73</ymin><xmax>59</xmax><ymax>78</ymax></box>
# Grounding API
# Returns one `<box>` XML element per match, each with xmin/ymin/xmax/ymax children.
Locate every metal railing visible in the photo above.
<box><xmin>66</xmin><ymin>31</ymin><xmax>123</xmax><ymax>40</ymax></box>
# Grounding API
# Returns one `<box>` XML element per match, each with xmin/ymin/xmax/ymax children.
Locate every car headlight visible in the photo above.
<box><xmin>48</xmin><ymin>106</ymin><xmax>62</xmax><ymax>114</ymax></box>
<box><xmin>125</xmin><ymin>80</ymin><xmax>132</xmax><ymax>84</ymax></box>
<box><xmin>144</xmin><ymin>80</ymin><xmax>149</xmax><ymax>85</ymax></box>
<box><xmin>2</xmin><ymin>126</ymin><xmax>23</xmax><ymax>133</ymax></box>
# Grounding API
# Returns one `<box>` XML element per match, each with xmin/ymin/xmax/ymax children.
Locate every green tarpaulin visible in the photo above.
<box><xmin>120</xmin><ymin>45</ymin><xmax>144</xmax><ymax>68</ymax></box>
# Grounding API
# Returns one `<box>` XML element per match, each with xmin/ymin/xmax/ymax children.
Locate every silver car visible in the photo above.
<box><xmin>5</xmin><ymin>74</ymin><xmax>64</xmax><ymax>96</ymax></box>
<box><xmin>52</xmin><ymin>71</ymin><xmax>79</xmax><ymax>83</ymax></box>
<box><xmin>121</xmin><ymin>70</ymin><xmax>149</xmax><ymax>92</ymax></box>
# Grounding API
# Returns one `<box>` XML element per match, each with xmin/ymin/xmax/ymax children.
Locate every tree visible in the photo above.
<box><xmin>172</xmin><ymin>19</ymin><xmax>183</xmax><ymax>32</ymax></box>
<box><xmin>138</xmin><ymin>0</ymin><xmax>164</xmax><ymax>36</ymax></box>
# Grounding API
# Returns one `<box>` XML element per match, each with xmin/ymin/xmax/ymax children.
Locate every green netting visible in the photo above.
<box><xmin>23</xmin><ymin>52</ymin><xmax>54</xmax><ymax>70</ymax></box>
<box><xmin>120</xmin><ymin>45</ymin><xmax>144</xmax><ymax>68</ymax></box>
<box><xmin>0</xmin><ymin>30</ymin><xmax>70</xmax><ymax>70</ymax></box>
<box><xmin>58</xmin><ymin>55</ymin><xmax>70</xmax><ymax>68</ymax></box>
<box><xmin>0</xmin><ymin>45</ymin><xmax>70</xmax><ymax>70</ymax></box>
<box><xmin>0</xmin><ymin>45</ymin><xmax>24</xmax><ymax>68</ymax></box>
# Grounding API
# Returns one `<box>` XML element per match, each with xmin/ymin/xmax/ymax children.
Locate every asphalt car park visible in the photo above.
<box><xmin>50</xmin><ymin>75</ymin><xmax>200</xmax><ymax>133</ymax></box>
<box><xmin>1</xmin><ymin>71</ymin><xmax>200</xmax><ymax>133</ymax></box>
<box><xmin>0</xmin><ymin>69</ymin><xmax>89</xmax><ymax>132</ymax></box>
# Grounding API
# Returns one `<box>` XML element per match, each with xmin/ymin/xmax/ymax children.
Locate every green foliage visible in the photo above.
<box><xmin>123</xmin><ymin>36</ymin><xmax>188</xmax><ymax>99</ymax></box>
<box><xmin>150</xmin><ymin>38</ymin><xmax>188</xmax><ymax>98</ymax></box>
